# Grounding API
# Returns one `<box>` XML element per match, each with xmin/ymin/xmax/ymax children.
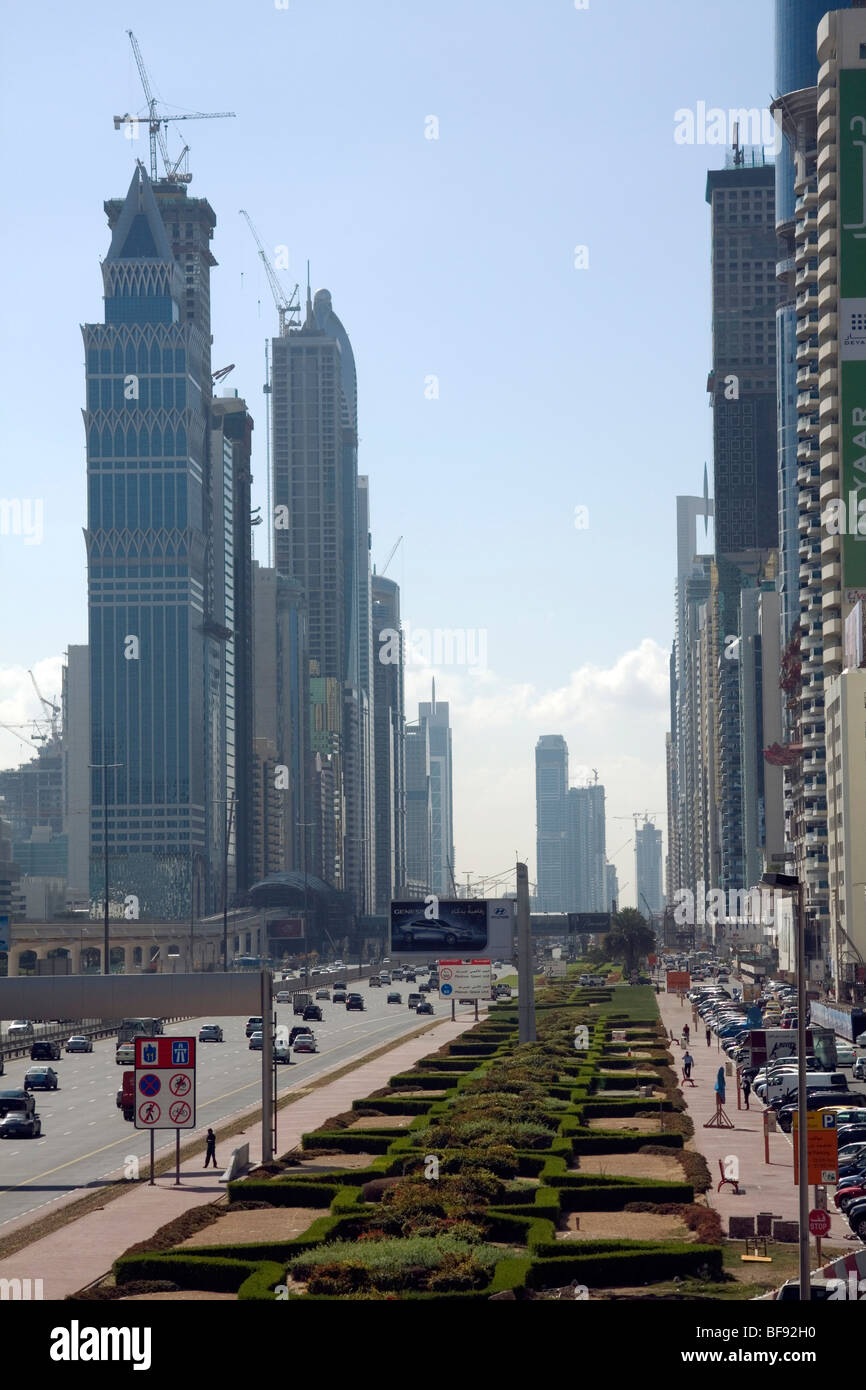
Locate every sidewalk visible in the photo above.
<box><xmin>658</xmin><ymin>988</ymin><xmax>851</xmax><ymax>1249</ymax></box>
<box><xmin>0</xmin><ymin>1012</ymin><xmax>477</xmax><ymax>1299</ymax></box>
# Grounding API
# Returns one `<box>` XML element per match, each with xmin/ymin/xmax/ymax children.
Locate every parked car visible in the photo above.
<box><xmin>245</xmin><ymin>1017</ymin><xmax>263</xmax><ymax>1038</ymax></box>
<box><xmin>248</xmin><ymin>1031</ymin><xmax>264</xmax><ymax>1051</ymax></box>
<box><xmin>0</xmin><ymin>1111</ymin><xmax>41</xmax><ymax>1139</ymax></box>
<box><xmin>30</xmin><ymin>1040</ymin><xmax>61</xmax><ymax>1061</ymax></box>
<box><xmin>198</xmin><ymin>1025</ymin><xmax>224</xmax><ymax>1043</ymax></box>
<box><xmin>24</xmin><ymin>1066</ymin><xmax>58</xmax><ymax>1091</ymax></box>
<box><xmin>415</xmin><ymin>1001</ymin><xmax>434</xmax><ymax>1015</ymax></box>
<box><xmin>303</xmin><ymin>1005</ymin><xmax>323</xmax><ymax>1022</ymax></box>
<box><xmin>837</xmin><ymin>1123</ymin><xmax>866</xmax><ymax>1148</ymax></box>
<box><xmin>65</xmin><ymin>1035</ymin><xmax>92</xmax><ymax>1054</ymax></box>
<box><xmin>115</xmin><ymin>1042</ymin><xmax>136</xmax><ymax>1065</ymax></box>
<box><xmin>346</xmin><ymin>994</ymin><xmax>365</xmax><ymax>1011</ymax></box>
<box><xmin>292</xmin><ymin>1033</ymin><xmax>318</xmax><ymax>1054</ymax></box>
<box><xmin>387</xmin><ymin>991</ymin><xmax>402</xmax><ymax>1004</ymax></box>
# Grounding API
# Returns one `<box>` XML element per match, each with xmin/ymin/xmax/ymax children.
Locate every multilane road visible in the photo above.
<box><xmin>0</xmin><ymin>979</ymin><xmax>490</xmax><ymax>1231</ymax></box>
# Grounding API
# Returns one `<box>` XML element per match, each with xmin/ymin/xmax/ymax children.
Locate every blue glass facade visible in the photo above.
<box><xmin>83</xmin><ymin>168</ymin><xmax>218</xmax><ymax>920</ymax></box>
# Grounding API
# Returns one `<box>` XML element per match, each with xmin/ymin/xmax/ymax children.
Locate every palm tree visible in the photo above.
<box><xmin>603</xmin><ymin>908</ymin><xmax>655</xmax><ymax>977</ymax></box>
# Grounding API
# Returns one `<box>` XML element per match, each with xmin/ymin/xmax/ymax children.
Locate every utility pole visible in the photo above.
<box><xmin>90</xmin><ymin>762</ymin><xmax>122</xmax><ymax>975</ymax></box>
<box><xmin>516</xmin><ymin>862</ymin><xmax>536</xmax><ymax>1043</ymax></box>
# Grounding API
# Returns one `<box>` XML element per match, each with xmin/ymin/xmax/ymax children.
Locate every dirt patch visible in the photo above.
<box><xmin>573</xmin><ymin>1152</ymin><xmax>684</xmax><ymax>1181</ymax></box>
<box><xmin>346</xmin><ymin>1115</ymin><xmax>415</xmax><ymax>1130</ymax></box>
<box><xmin>556</xmin><ymin>1211</ymin><xmax>691</xmax><ymax>1242</ymax></box>
<box><xmin>390</xmin><ymin>1090</ymin><xmax>448</xmax><ymax>1098</ymax></box>
<box><xmin>586</xmin><ymin>1116</ymin><xmax>661</xmax><ymax>1133</ymax></box>
<box><xmin>294</xmin><ymin>1152</ymin><xmax>380</xmax><ymax>1170</ymax></box>
<box><xmin>118</xmin><ymin>1291</ymin><xmax>238</xmax><ymax>1301</ymax></box>
<box><xmin>179</xmin><ymin>1207</ymin><xmax>329</xmax><ymax>1248</ymax></box>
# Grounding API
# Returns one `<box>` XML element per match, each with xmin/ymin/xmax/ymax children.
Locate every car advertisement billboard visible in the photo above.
<box><xmin>389</xmin><ymin>899</ymin><xmax>515</xmax><ymax>956</ymax></box>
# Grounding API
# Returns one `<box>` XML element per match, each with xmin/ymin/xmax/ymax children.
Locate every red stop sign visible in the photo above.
<box><xmin>808</xmin><ymin>1209</ymin><xmax>831</xmax><ymax>1237</ymax></box>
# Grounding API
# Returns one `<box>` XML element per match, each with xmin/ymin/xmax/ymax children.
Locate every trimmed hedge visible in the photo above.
<box><xmin>115</xmin><ymin>1252</ymin><xmax>280</xmax><ymax>1294</ymax></box>
<box><xmin>552</xmin><ymin>1180</ymin><xmax>694</xmax><ymax>1211</ymax></box>
<box><xmin>524</xmin><ymin>1244</ymin><xmax>722</xmax><ymax>1287</ymax></box>
<box><xmin>227</xmin><ymin>1179</ymin><xmax>341</xmax><ymax>1206</ymax></box>
<box><xmin>300</xmin><ymin>1131</ymin><xmax>394</xmax><ymax>1153</ymax></box>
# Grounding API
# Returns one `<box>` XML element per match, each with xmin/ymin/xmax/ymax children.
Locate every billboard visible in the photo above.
<box><xmin>844</xmin><ymin>601</ymin><xmax>866</xmax><ymax>670</ymax></box>
<box><xmin>666</xmin><ymin>970</ymin><xmax>691</xmax><ymax>992</ymax></box>
<box><xmin>268</xmin><ymin>919</ymin><xmax>304</xmax><ymax>940</ymax></box>
<box><xmin>389</xmin><ymin>899</ymin><xmax>515</xmax><ymax>956</ymax></box>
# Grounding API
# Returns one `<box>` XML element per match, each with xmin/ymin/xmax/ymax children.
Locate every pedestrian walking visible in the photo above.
<box><xmin>683</xmin><ymin>1024</ymin><xmax>690</xmax><ymax>1045</ymax></box>
<box><xmin>204</xmin><ymin>1127</ymin><xmax>218</xmax><ymax>1169</ymax></box>
<box><xmin>683</xmin><ymin>1050</ymin><xmax>694</xmax><ymax>1079</ymax></box>
<box><xmin>742</xmin><ymin>1076</ymin><xmax>751</xmax><ymax>1110</ymax></box>
<box><xmin>705</xmin><ymin>1025</ymin><xmax>712</xmax><ymax>1047</ymax></box>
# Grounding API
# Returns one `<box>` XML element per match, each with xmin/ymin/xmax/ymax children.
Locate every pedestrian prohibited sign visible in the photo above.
<box><xmin>134</xmin><ymin>1038</ymin><xmax>196</xmax><ymax>1130</ymax></box>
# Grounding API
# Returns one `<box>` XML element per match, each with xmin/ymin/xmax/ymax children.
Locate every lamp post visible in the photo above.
<box><xmin>762</xmin><ymin>870</ymin><xmax>809</xmax><ymax>1300</ymax></box>
<box><xmin>90</xmin><ymin>761</ymin><xmax>122</xmax><ymax>976</ymax></box>
<box><xmin>297</xmin><ymin>821</ymin><xmax>314</xmax><ymax>988</ymax></box>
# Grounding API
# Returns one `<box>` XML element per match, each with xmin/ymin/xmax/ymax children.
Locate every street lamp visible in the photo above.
<box><xmin>90</xmin><ymin>761</ymin><xmax>122</xmax><ymax>976</ymax></box>
<box><xmin>762</xmin><ymin>870</ymin><xmax>809</xmax><ymax>1301</ymax></box>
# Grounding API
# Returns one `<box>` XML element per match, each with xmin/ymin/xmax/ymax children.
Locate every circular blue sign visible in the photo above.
<box><xmin>139</xmin><ymin>1073</ymin><xmax>161</xmax><ymax>1097</ymax></box>
<box><xmin>440</xmin><ymin>983</ymin><xmax>453</xmax><ymax>996</ymax></box>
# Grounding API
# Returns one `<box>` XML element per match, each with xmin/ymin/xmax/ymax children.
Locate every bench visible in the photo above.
<box><xmin>717</xmin><ymin>1157</ymin><xmax>740</xmax><ymax>1194</ymax></box>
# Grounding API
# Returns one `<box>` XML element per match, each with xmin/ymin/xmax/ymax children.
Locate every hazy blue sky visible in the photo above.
<box><xmin>0</xmin><ymin>0</ymin><xmax>775</xmax><ymax>903</ymax></box>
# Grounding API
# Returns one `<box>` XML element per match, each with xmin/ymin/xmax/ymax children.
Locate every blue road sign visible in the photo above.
<box><xmin>139</xmin><ymin>1073</ymin><xmax>161</xmax><ymax>1097</ymax></box>
<box><xmin>172</xmin><ymin>1040</ymin><xmax>190</xmax><ymax>1065</ymax></box>
<box><xmin>142</xmin><ymin>1042</ymin><xmax>158</xmax><ymax>1065</ymax></box>
<box><xmin>441</xmin><ymin>983</ymin><xmax>453</xmax><ymax>996</ymax></box>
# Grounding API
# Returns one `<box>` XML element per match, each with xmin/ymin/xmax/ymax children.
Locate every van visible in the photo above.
<box><xmin>766</xmin><ymin>1071</ymin><xmax>849</xmax><ymax>1107</ymax></box>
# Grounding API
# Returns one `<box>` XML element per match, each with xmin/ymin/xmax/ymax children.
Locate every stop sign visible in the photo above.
<box><xmin>808</xmin><ymin>1209</ymin><xmax>831</xmax><ymax>1237</ymax></box>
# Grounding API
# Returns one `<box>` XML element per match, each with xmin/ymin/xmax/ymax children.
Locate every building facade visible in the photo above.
<box><xmin>418</xmin><ymin>689</ymin><xmax>454</xmax><ymax>897</ymax></box>
<box><xmin>535</xmin><ymin>735</ymin><xmax>569</xmax><ymax>912</ymax></box>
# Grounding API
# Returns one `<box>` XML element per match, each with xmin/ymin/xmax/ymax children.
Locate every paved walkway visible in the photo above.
<box><xmin>0</xmin><ymin>1012</ymin><xmax>477</xmax><ymax>1299</ymax></box>
<box><xmin>657</xmin><ymin>988</ymin><xmax>852</xmax><ymax>1253</ymax></box>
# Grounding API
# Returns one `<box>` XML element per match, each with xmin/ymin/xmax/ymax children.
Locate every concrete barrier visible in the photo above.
<box><xmin>219</xmin><ymin>1142</ymin><xmax>250</xmax><ymax>1185</ymax></box>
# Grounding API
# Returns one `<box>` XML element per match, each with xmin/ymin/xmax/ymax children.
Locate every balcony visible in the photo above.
<box><xmin>824</xmin><ymin>642</ymin><xmax>843</xmax><ymax>670</ymax></box>
<box><xmin>818</xmin><ymin>226</ymin><xmax>837</xmax><ymax>259</ymax></box>
<box><xmin>818</xmin><ymin>281</ymin><xmax>839</xmax><ymax>314</ymax></box>
<box><xmin>817</xmin><ymin>169</ymin><xmax>837</xmax><ymax>201</ymax></box>
<box><xmin>818</xmin><ymin>255</ymin><xmax>839</xmax><ymax>287</ymax></box>
<box><xmin>818</xmin><ymin>367</ymin><xmax>838</xmax><ymax>396</ymax></box>
<box><xmin>817</xmin><ymin>141</ymin><xmax>837</xmax><ymax>178</ymax></box>
<box><xmin>820</xmin><ymin>421</ymin><xmax>840</xmax><ymax>448</ymax></box>
<box><xmin>817</xmin><ymin>197</ymin><xmax>836</xmax><ymax>233</ymax></box>
<box><xmin>823</xmin><ymin>616</ymin><xmax>843</xmax><ymax>642</ymax></box>
<box><xmin>817</xmin><ymin>84</ymin><xmax>836</xmax><ymax>122</ymax></box>
<box><xmin>818</xmin><ymin>336</ymin><xmax>837</xmax><ymax>369</ymax></box>
<box><xmin>798</xmin><ymin>390</ymin><xmax>821</xmax><ymax>414</ymax></box>
<box><xmin>797</xmin><ymin>365</ymin><xmax>819</xmax><ymax>389</ymax></box>
<box><xmin>797</xmin><ymin>312</ymin><xmax>820</xmax><ymax>341</ymax></box>
<box><xmin>821</xmin><ymin>562</ymin><xmax>842</xmax><ymax>589</ymax></box>
<box><xmin>819</xmin><ymin>460</ymin><xmax>839</xmax><ymax>491</ymax></box>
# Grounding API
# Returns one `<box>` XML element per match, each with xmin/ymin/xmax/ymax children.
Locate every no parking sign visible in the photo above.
<box><xmin>134</xmin><ymin>1037</ymin><xmax>196</xmax><ymax>1130</ymax></box>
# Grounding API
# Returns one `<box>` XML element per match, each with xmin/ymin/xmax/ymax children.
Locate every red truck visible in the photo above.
<box><xmin>116</xmin><ymin>1070</ymin><xmax>134</xmax><ymax>1122</ymax></box>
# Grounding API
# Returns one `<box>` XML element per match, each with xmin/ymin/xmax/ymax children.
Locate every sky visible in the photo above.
<box><xmin>0</xmin><ymin>0</ymin><xmax>775</xmax><ymax>905</ymax></box>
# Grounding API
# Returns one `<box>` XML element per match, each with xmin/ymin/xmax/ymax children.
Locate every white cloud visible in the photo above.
<box><xmin>0</xmin><ymin>656</ymin><xmax>65</xmax><ymax>771</ymax></box>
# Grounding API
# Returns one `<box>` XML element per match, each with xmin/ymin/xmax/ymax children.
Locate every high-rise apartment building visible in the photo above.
<box><xmin>83</xmin><ymin>167</ymin><xmax>246</xmax><ymax>920</ymax></box>
<box><xmin>270</xmin><ymin>286</ymin><xmax>373</xmax><ymax>913</ymax></box>
<box><xmin>371</xmin><ymin>574</ymin><xmax>406</xmax><ymax>910</ymax></box>
<box><xmin>61</xmin><ymin>645</ymin><xmax>90</xmax><ymax>909</ymax></box>
<box><xmin>404</xmin><ymin>722</ymin><xmax>432</xmax><ymax>894</ymax></box>
<box><xmin>635</xmin><ymin>818</ymin><xmax>663</xmax><ymax>915</ymax></box>
<box><xmin>566</xmin><ymin>782</ymin><xmax>606</xmax><ymax>912</ymax></box>
<box><xmin>418</xmin><ymin>688</ymin><xmax>455</xmax><ymax>897</ymax></box>
<box><xmin>535</xmin><ymin>735</ymin><xmax>569</xmax><ymax>912</ymax></box>
<box><xmin>252</xmin><ymin>562</ymin><xmax>307</xmax><ymax>878</ymax></box>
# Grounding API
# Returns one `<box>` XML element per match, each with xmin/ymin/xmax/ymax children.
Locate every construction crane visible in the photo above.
<box><xmin>212</xmin><ymin>364</ymin><xmax>235</xmax><ymax>384</ymax></box>
<box><xmin>114</xmin><ymin>31</ymin><xmax>235</xmax><ymax>185</ymax></box>
<box><xmin>0</xmin><ymin>720</ymin><xmax>50</xmax><ymax>747</ymax></box>
<box><xmin>612</xmin><ymin>811</ymin><xmax>664</xmax><ymax>836</ymax></box>
<box><xmin>27</xmin><ymin>670</ymin><xmax>60</xmax><ymax>739</ymax></box>
<box><xmin>378</xmin><ymin>536</ymin><xmax>403</xmax><ymax>577</ymax></box>
<box><xmin>238</xmin><ymin>210</ymin><xmax>301</xmax><ymax>334</ymax></box>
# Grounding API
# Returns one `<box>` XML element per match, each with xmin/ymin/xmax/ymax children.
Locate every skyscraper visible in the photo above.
<box><xmin>83</xmin><ymin>166</ymin><xmax>236</xmax><ymax>921</ymax></box>
<box><xmin>635</xmin><ymin>818</ymin><xmax>663</xmax><ymax>915</ymax></box>
<box><xmin>404</xmin><ymin>721</ymin><xmax>432</xmax><ymax>894</ymax></box>
<box><xmin>535</xmin><ymin>735</ymin><xmax>568</xmax><ymax>911</ymax></box>
<box><xmin>270</xmin><ymin>285</ymin><xmax>373</xmax><ymax>913</ymax></box>
<box><xmin>566</xmin><ymin>781</ymin><xmax>606</xmax><ymax>911</ymax></box>
<box><xmin>418</xmin><ymin>687</ymin><xmax>455</xmax><ymax>896</ymax></box>
<box><xmin>372</xmin><ymin>574</ymin><xmax>406</xmax><ymax>910</ymax></box>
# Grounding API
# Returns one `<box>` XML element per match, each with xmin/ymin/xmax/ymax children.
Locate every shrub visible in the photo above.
<box><xmin>287</xmin><ymin>1236</ymin><xmax>502</xmax><ymax>1294</ymax></box>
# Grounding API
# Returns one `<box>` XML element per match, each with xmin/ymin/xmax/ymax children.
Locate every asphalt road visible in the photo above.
<box><xmin>0</xmin><ymin>979</ymin><xmax>487</xmax><ymax>1231</ymax></box>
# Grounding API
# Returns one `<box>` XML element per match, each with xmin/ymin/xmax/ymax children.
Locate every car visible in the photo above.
<box><xmin>289</xmin><ymin>1025</ymin><xmax>313</xmax><ymax>1045</ymax></box>
<box><xmin>407</xmin><ymin>993</ymin><xmax>423</xmax><ymax>1009</ymax></box>
<box><xmin>7</xmin><ymin>1021</ymin><xmax>34</xmax><ymax>1039</ymax></box>
<box><xmin>368</xmin><ymin>976</ymin><xmax>382</xmax><ymax>988</ymax></box>
<box><xmin>391</xmin><ymin>920</ymin><xmax>487</xmax><ymax>949</ymax></box>
<box><xmin>834</xmin><ymin>1180</ymin><xmax>866</xmax><ymax>1212</ymax></box>
<box><xmin>844</xmin><ymin>1196</ymin><xmax>866</xmax><ymax>1240</ymax></box>
<box><xmin>198</xmin><ymin>1025</ymin><xmax>224</xmax><ymax>1043</ymax></box>
<box><xmin>332</xmin><ymin>981</ymin><xmax>348</xmax><ymax>992</ymax></box>
<box><xmin>404</xmin><ymin>971</ymin><xmax>417</xmax><ymax>982</ymax></box>
<box><xmin>245</xmin><ymin>1016</ymin><xmax>264</xmax><ymax>1037</ymax></box>
<box><xmin>275</xmin><ymin>991</ymin><xmax>291</xmax><ymax>1003</ymax></box>
<box><xmin>303</xmin><ymin>1005</ymin><xmax>323</xmax><ymax>1022</ymax></box>
<box><xmin>346</xmin><ymin>994</ymin><xmax>365</xmax><ymax>1011</ymax></box>
<box><xmin>856</xmin><ymin>1031</ymin><xmax>866</xmax><ymax>1047</ymax></box>
<box><xmin>415</xmin><ymin>1001</ymin><xmax>434</xmax><ymax>1015</ymax></box>
<box><xmin>315</xmin><ymin>989</ymin><xmax>330</xmax><ymax>1000</ymax></box>
<box><xmin>387</xmin><ymin>991</ymin><xmax>402</xmax><ymax>1004</ymax></box>
<box><xmin>854</xmin><ymin>1056</ymin><xmax>866</xmax><ymax>1082</ymax></box>
<box><xmin>30</xmin><ymin>1040</ymin><xmax>61</xmax><ymax>1061</ymax></box>
<box><xmin>292</xmin><ymin>1033</ymin><xmax>318</xmax><ymax>1054</ymax></box>
<box><xmin>418</xmin><ymin>981</ymin><xmax>433</xmax><ymax>993</ymax></box>
<box><xmin>333</xmin><ymin>990</ymin><xmax>347</xmax><ymax>1004</ymax></box>
<box><xmin>0</xmin><ymin>1112</ymin><xmax>41</xmax><ymax>1139</ymax></box>
<box><xmin>835</xmin><ymin>1043</ymin><xmax>856</xmax><ymax>1068</ymax></box>
<box><xmin>249</xmin><ymin>1031</ymin><xmax>264</xmax><ymax>1050</ymax></box>
<box><xmin>274</xmin><ymin>1041</ymin><xmax>292</xmax><ymax>1064</ymax></box>
<box><xmin>837</xmin><ymin>1123</ymin><xmax>866</xmax><ymax>1147</ymax></box>
<box><xmin>24</xmin><ymin>1066</ymin><xmax>58</xmax><ymax>1091</ymax></box>
<box><xmin>65</xmin><ymin>1035</ymin><xmax>93</xmax><ymax>1054</ymax></box>
<box><xmin>115</xmin><ymin>1042</ymin><xmax>136</xmax><ymax>1065</ymax></box>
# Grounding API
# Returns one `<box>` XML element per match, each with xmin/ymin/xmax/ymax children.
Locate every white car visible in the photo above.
<box><xmin>856</xmin><ymin>1032</ymin><xmax>866</xmax><ymax>1048</ymax></box>
<box><xmin>835</xmin><ymin>1043</ymin><xmax>856</xmax><ymax>1067</ymax></box>
<box><xmin>276</xmin><ymin>991</ymin><xmax>291</xmax><ymax>1003</ymax></box>
<box><xmin>115</xmin><ymin>1042</ymin><xmax>135</xmax><ymax>1065</ymax></box>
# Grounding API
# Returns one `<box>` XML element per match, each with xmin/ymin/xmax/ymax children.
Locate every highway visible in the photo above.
<box><xmin>0</xmin><ymin>976</ymin><xmax>486</xmax><ymax>1231</ymax></box>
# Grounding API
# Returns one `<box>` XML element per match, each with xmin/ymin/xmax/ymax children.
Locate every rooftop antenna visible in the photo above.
<box><xmin>732</xmin><ymin>119</ymin><xmax>744</xmax><ymax>167</ymax></box>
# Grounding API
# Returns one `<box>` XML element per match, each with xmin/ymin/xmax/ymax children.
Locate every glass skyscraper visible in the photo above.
<box><xmin>83</xmin><ymin>166</ymin><xmax>229</xmax><ymax>921</ymax></box>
